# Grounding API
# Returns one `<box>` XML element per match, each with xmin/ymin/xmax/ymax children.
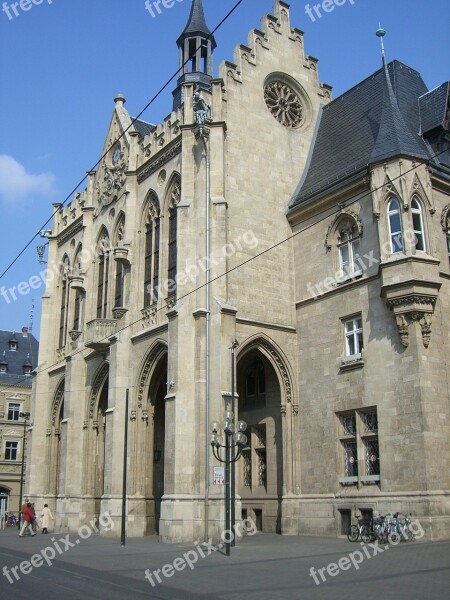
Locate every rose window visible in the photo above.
<box><xmin>264</xmin><ymin>81</ymin><xmax>303</xmax><ymax>128</ymax></box>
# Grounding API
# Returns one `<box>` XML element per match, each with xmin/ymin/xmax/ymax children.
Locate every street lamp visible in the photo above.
<box><xmin>18</xmin><ymin>412</ymin><xmax>30</xmax><ymax>528</ymax></box>
<box><xmin>210</xmin><ymin>412</ymin><xmax>247</xmax><ymax>556</ymax></box>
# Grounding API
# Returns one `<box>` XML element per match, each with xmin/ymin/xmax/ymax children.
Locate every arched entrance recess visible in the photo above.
<box><xmin>237</xmin><ymin>338</ymin><xmax>291</xmax><ymax>533</ymax></box>
<box><xmin>133</xmin><ymin>344</ymin><xmax>167</xmax><ymax>535</ymax></box>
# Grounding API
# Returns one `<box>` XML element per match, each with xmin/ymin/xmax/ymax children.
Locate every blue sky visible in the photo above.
<box><xmin>0</xmin><ymin>0</ymin><xmax>449</xmax><ymax>336</ymax></box>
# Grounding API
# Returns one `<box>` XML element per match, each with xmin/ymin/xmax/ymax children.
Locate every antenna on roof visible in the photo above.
<box><xmin>29</xmin><ymin>300</ymin><xmax>34</xmax><ymax>333</ymax></box>
<box><xmin>376</xmin><ymin>24</ymin><xmax>387</xmax><ymax>66</ymax></box>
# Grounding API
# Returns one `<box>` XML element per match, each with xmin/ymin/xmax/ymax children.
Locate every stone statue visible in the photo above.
<box><xmin>193</xmin><ymin>90</ymin><xmax>211</xmax><ymax>126</ymax></box>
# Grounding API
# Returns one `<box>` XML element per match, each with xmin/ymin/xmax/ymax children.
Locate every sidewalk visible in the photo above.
<box><xmin>0</xmin><ymin>527</ymin><xmax>449</xmax><ymax>599</ymax></box>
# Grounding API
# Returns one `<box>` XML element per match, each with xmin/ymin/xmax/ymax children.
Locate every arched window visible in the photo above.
<box><xmin>337</xmin><ymin>219</ymin><xmax>361</xmax><ymax>277</ymax></box>
<box><xmin>411</xmin><ymin>197</ymin><xmax>426</xmax><ymax>252</ymax></box>
<box><xmin>245</xmin><ymin>357</ymin><xmax>266</xmax><ymax>398</ymax></box>
<box><xmin>167</xmin><ymin>177</ymin><xmax>181</xmax><ymax>295</ymax></box>
<box><xmin>72</xmin><ymin>245</ymin><xmax>84</xmax><ymax>331</ymax></box>
<box><xmin>59</xmin><ymin>256</ymin><xmax>70</xmax><ymax>348</ymax></box>
<box><xmin>387</xmin><ymin>198</ymin><xmax>404</xmax><ymax>254</ymax></box>
<box><xmin>144</xmin><ymin>195</ymin><xmax>160</xmax><ymax>307</ymax></box>
<box><xmin>114</xmin><ymin>215</ymin><xmax>126</xmax><ymax>309</ymax></box>
<box><xmin>97</xmin><ymin>231</ymin><xmax>110</xmax><ymax>319</ymax></box>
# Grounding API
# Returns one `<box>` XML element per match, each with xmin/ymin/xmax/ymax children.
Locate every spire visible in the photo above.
<box><xmin>370</xmin><ymin>62</ymin><xmax>429</xmax><ymax>165</ymax></box>
<box><xmin>177</xmin><ymin>0</ymin><xmax>215</xmax><ymax>46</ymax></box>
<box><xmin>172</xmin><ymin>0</ymin><xmax>216</xmax><ymax>111</ymax></box>
<box><xmin>376</xmin><ymin>25</ymin><xmax>387</xmax><ymax>66</ymax></box>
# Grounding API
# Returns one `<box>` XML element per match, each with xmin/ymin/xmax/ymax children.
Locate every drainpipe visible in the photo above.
<box><xmin>199</xmin><ymin>127</ymin><xmax>210</xmax><ymax>543</ymax></box>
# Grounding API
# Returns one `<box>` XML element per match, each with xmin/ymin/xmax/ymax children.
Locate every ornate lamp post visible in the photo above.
<box><xmin>210</xmin><ymin>412</ymin><xmax>247</xmax><ymax>556</ymax></box>
<box><xmin>18</xmin><ymin>412</ymin><xmax>30</xmax><ymax>528</ymax></box>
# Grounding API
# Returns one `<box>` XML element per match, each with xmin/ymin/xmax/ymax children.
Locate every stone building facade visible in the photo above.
<box><xmin>0</xmin><ymin>328</ymin><xmax>38</xmax><ymax>519</ymax></box>
<box><xmin>27</xmin><ymin>1</ymin><xmax>450</xmax><ymax>542</ymax></box>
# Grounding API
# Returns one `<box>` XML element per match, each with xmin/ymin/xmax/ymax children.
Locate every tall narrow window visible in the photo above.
<box><xmin>168</xmin><ymin>207</ymin><xmax>177</xmax><ymax>287</ymax></box>
<box><xmin>388</xmin><ymin>198</ymin><xmax>404</xmax><ymax>253</ymax></box>
<box><xmin>411</xmin><ymin>197</ymin><xmax>426</xmax><ymax>252</ymax></box>
<box><xmin>96</xmin><ymin>234</ymin><xmax>110</xmax><ymax>319</ymax></box>
<box><xmin>73</xmin><ymin>289</ymin><xmax>81</xmax><ymax>330</ymax></box>
<box><xmin>344</xmin><ymin>317</ymin><xmax>363</xmax><ymax>357</ymax></box>
<box><xmin>59</xmin><ymin>258</ymin><xmax>70</xmax><ymax>348</ymax></box>
<box><xmin>338</xmin><ymin>219</ymin><xmax>361</xmax><ymax>277</ymax></box>
<box><xmin>143</xmin><ymin>196</ymin><xmax>160</xmax><ymax>307</ymax></box>
<box><xmin>114</xmin><ymin>261</ymin><xmax>124</xmax><ymax>308</ymax></box>
<box><xmin>167</xmin><ymin>176</ymin><xmax>181</xmax><ymax>297</ymax></box>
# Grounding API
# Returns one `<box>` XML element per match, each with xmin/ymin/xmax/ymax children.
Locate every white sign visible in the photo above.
<box><xmin>213</xmin><ymin>466</ymin><xmax>224</xmax><ymax>485</ymax></box>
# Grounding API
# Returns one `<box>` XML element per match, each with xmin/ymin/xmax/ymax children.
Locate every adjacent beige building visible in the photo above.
<box><xmin>27</xmin><ymin>1</ymin><xmax>450</xmax><ymax>542</ymax></box>
<box><xmin>0</xmin><ymin>328</ymin><xmax>38</xmax><ymax>520</ymax></box>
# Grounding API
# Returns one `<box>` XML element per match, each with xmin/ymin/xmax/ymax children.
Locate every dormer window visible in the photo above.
<box><xmin>9</xmin><ymin>340</ymin><xmax>17</xmax><ymax>351</ymax></box>
<box><xmin>337</xmin><ymin>219</ymin><xmax>361</xmax><ymax>277</ymax></box>
<box><xmin>23</xmin><ymin>354</ymin><xmax>33</xmax><ymax>376</ymax></box>
<box><xmin>0</xmin><ymin>352</ymin><xmax>7</xmax><ymax>373</ymax></box>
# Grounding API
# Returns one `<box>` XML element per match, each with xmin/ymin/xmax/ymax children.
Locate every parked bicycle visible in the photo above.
<box><xmin>6</xmin><ymin>512</ymin><xmax>18</xmax><ymax>527</ymax></box>
<box><xmin>347</xmin><ymin>513</ymin><xmax>372</xmax><ymax>543</ymax></box>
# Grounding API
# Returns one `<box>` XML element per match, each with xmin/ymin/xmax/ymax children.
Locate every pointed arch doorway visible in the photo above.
<box><xmin>237</xmin><ymin>346</ymin><xmax>284</xmax><ymax>533</ymax></box>
<box><xmin>145</xmin><ymin>352</ymin><xmax>167</xmax><ymax>535</ymax></box>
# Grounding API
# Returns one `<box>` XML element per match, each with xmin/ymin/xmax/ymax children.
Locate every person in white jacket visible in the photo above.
<box><xmin>40</xmin><ymin>504</ymin><xmax>53</xmax><ymax>534</ymax></box>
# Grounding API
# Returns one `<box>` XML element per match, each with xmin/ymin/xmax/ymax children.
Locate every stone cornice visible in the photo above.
<box><xmin>57</xmin><ymin>217</ymin><xmax>84</xmax><ymax>247</ymax></box>
<box><xmin>137</xmin><ymin>139</ymin><xmax>182</xmax><ymax>184</ymax></box>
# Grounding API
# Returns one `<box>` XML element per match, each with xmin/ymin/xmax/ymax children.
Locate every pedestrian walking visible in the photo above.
<box><xmin>19</xmin><ymin>503</ymin><xmax>36</xmax><ymax>537</ymax></box>
<box><xmin>40</xmin><ymin>504</ymin><xmax>53</xmax><ymax>534</ymax></box>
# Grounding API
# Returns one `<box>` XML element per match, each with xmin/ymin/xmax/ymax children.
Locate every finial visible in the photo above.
<box><xmin>114</xmin><ymin>93</ymin><xmax>126</xmax><ymax>105</ymax></box>
<box><xmin>376</xmin><ymin>24</ymin><xmax>387</xmax><ymax>66</ymax></box>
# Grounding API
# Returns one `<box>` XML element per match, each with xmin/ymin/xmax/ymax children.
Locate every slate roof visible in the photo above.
<box><xmin>0</xmin><ymin>330</ymin><xmax>39</xmax><ymax>387</ymax></box>
<box><xmin>419</xmin><ymin>82</ymin><xmax>450</xmax><ymax>135</ymax></box>
<box><xmin>290</xmin><ymin>60</ymin><xmax>443</xmax><ymax>209</ymax></box>
<box><xmin>177</xmin><ymin>0</ymin><xmax>216</xmax><ymax>49</ymax></box>
<box><xmin>132</xmin><ymin>118</ymin><xmax>155</xmax><ymax>139</ymax></box>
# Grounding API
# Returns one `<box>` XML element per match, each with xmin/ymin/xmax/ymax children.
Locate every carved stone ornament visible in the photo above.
<box><xmin>390</xmin><ymin>302</ymin><xmax>436</xmax><ymax>349</ymax></box>
<box><xmin>50</xmin><ymin>380</ymin><xmax>65</xmax><ymax>426</ymax></box>
<box><xmin>325</xmin><ymin>210</ymin><xmax>363</xmax><ymax>250</ymax></box>
<box><xmin>259</xmin><ymin>339</ymin><xmax>292</xmax><ymax>403</ymax></box>
<box><xmin>96</xmin><ymin>141</ymin><xmax>128</xmax><ymax>207</ymax></box>
<box><xmin>264</xmin><ymin>80</ymin><xmax>303</xmax><ymax>128</ymax></box>
<box><xmin>137</xmin><ymin>344</ymin><xmax>167</xmax><ymax>409</ymax></box>
<box><xmin>441</xmin><ymin>204</ymin><xmax>450</xmax><ymax>231</ymax></box>
<box><xmin>88</xmin><ymin>363</ymin><xmax>109</xmax><ymax>419</ymax></box>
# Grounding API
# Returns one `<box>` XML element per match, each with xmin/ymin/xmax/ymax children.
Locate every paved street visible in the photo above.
<box><xmin>0</xmin><ymin>528</ymin><xmax>449</xmax><ymax>599</ymax></box>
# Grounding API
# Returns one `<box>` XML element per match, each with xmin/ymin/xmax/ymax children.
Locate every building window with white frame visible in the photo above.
<box><xmin>411</xmin><ymin>197</ymin><xmax>426</xmax><ymax>252</ymax></box>
<box><xmin>7</xmin><ymin>402</ymin><xmax>21</xmax><ymax>421</ymax></box>
<box><xmin>337</xmin><ymin>218</ymin><xmax>361</xmax><ymax>277</ymax></box>
<box><xmin>5</xmin><ymin>441</ymin><xmax>19</xmax><ymax>461</ymax></box>
<box><xmin>387</xmin><ymin>197</ymin><xmax>404</xmax><ymax>253</ymax></box>
<box><xmin>344</xmin><ymin>316</ymin><xmax>363</xmax><ymax>357</ymax></box>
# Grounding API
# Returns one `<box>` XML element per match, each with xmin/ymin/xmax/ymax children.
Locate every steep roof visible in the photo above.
<box><xmin>419</xmin><ymin>82</ymin><xmax>450</xmax><ymax>135</ymax></box>
<box><xmin>0</xmin><ymin>330</ymin><xmax>39</xmax><ymax>387</ymax></box>
<box><xmin>177</xmin><ymin>0</ymin><xmax>216</xmax><ymax>48</ymax></box>
<box><xmin>132</xmin><ymin>118</ymin><xmax>155</xmax><ymax>139</ymax></box>
<box><xmin>290</xmin><ymin>61</ymin><xmax>432</xmax><ymax>209</ymax></box>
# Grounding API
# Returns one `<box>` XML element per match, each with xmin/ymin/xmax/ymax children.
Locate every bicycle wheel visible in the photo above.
<box><xmin>361</xmin><ymin>525</ymin><xmax>372</xmax><ymax>543</ymax></box>
<box><xmin>347</xmin><ymin>524</ymin><xmax>359</xmax><ymax>542</ymax></box>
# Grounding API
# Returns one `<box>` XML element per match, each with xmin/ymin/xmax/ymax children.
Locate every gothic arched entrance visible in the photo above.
<box><xmin>237</xmin><ymin>345</ymin><xmax>284</xmax><ymax>533</ymax></box>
